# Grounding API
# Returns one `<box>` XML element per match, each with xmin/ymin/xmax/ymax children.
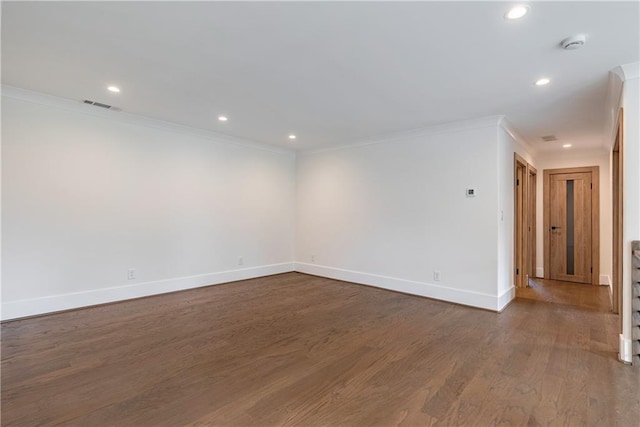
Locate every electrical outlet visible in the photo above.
<box><xmin>433</xmin><ymin>271</ymin><xmax>441</xmax><ymax>281</ymax></box>
<box><xmin>238</xmin><ymin>256</ymin><xmax>244</xmax><ymax>266</ymax></box>
<box><xmin>128</xmin><ymin>269</ymin><xmax>136</xmax><ymax>280</ymax></box>
<box><xmin>311</xmin><ymin>255</ymin><xmax>315</xmax><ymax>263</ymax></box>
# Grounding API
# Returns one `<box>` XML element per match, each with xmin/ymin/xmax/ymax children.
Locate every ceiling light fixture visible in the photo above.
<box><xmin>288</xmin><ymin>134</ymin><xmax>297</xmax><ymax>140</ymax></box>
<box><xmin>563</xmin><ymin>144</ymin><xmax>572</xmax><ymax>148</ymax></box>
<box><xmin>107</xmin><ymin>86</ymin><xmax>121</xmax><ymax>93</ymax></box>
<box><xmin>535</xmin><ymin>78</ymin><xmax>550</xmax><ymax>86</ymax></box>
<box><xmin>505</xmin><ymin>5</ymin><xmax>529</xmax><ymax>20</ymax></box>
<box><xmin>218</xmin><ymin>116</ymin><xmax>228</xmax><ymax>122</ymax></box>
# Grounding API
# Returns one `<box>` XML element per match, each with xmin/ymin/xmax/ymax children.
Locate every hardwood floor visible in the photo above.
<box><xmin>2</xmin><ymin>272</ymin><xmax>639</xmax><ymax>426</ymax></box>
<box><xmin>516</xmin><ymin>277</ymin><xmax>612</xmax><ymax>312</ymax></box>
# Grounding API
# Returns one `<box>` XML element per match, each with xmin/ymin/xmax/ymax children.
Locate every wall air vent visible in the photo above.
<box><xmin>82</xmin><ymin>100</ymin><xmax>121</xmax><ymax>111</ymax></box>
<box><xmin>541</xmin><ymin>135</ymin><xmax>558</xmax><ymax>142</ymax></box>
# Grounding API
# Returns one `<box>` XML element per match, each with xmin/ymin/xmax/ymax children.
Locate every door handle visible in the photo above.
<box><xmin>551</xmin><ymin>226</ymin><xmax>562</xmax><ymax>230</ymax></box>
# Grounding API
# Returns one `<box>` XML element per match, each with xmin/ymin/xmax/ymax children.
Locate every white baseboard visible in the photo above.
<box><xmin>619</xmin><ymin>334</ymin><xmax>632</xmax><ymax>363</ymax></box>
<box><xmin>1</xmin><ymin>263</ymin><xmax>295</xmax><ymax>321</ymax></box>
<box><xmin>599</xmin><ymin>274</ymin><xmax>611</xmax><ymax>286</ymax></box>
<box><xmin>497</xmin><ymin>286</ymin><xmax>516</xmax><ymax>312</ymax></box>
<box><xmin>295</xmin><ymin>262</ymin><xmax>508</xmax><ymax>312</ymax></box>
<box><xmin>535</xmin><ymin>267</ymin><xmax>544</xmax><ymax>278</ymax></box>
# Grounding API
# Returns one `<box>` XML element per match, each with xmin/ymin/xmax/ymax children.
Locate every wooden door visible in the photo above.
<box><xmin>548</xmin><ymin>172</ymin><xmax>592</xmax><ymax>283</ymax></box>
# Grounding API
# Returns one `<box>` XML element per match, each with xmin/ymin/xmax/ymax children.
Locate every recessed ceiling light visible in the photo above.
<box><xmin>535</xmin><ymin>78</ymin><xmax>550</xmax><ymax>86</ymax></box>
<box><xmin>563</xmin><ymin>144</ymin><xmax>572</xmax><ymax>148</ymax></box>
<box><xmin>505</xmin><ymin>5</ymin><xmax>529</xmax><ymax>20</ymax></box>
<box><xmin>218</xmin><ymin>116</ymin><xmax>228</xmax><ymax>122</ymax></box>
<box><xmin>107</xmin><ymin>86</ymin><xmax>120</xmax><ymax>93</ymax></box>
<box><xmin>288</xmin><ymin>134</ymin><xmax>296</xmax><ymax>140</ymax></box>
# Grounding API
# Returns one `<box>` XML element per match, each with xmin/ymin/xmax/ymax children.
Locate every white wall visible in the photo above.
<box><xmin>1</xmin><ymin>88</ymin><xmax>296</xmax><ymax>319</ymax></box>
<box><xmin>3</xmin><ymin>82</ymin><xmax>629</xmax><ymax>325</ymax></box>
<box><xmin>295</xmin><ymin>117</ymin><xmax>511</xmax><ymax>311</ymax></box>
<box><xmin>533</xmin><ymin>148</ymin><xmax>612</xmax><ymax>285</ymax></box>
<box><xmin>619</xmin><ymin>67</ymin><xmax>640</xmax><ymax>362</ymax></box>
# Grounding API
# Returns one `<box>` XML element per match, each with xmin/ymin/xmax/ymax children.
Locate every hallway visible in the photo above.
<box><xmin>516</xmin><ymin>278</ymin><xmax>612</xmax><ymax>313</ymax></box>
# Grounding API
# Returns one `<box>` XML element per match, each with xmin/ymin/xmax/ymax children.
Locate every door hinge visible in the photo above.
<box><xmin>591</xmin><ymin>183</ymin><xmax>593</xmax><ymax>189</ymax></box>
<box><xmin>516</xmin><ymin>268</ymin><xmax>519</xmax><ymax>275</ymax></box>
<box><xmin>591</xmin><ymin>267</ymin><xmax>593</xmax><ymax>273</ymax></box>
<box><xmin>517</xmin><ymin>179</ymin><xmax>520</xmax><ymax>186</ymax></box>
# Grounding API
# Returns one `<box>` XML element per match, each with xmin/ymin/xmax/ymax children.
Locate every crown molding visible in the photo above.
<box><xmin>1</xmin><ymin>85</ymin><xmax>295</xmax><ymax>156</ymax></box>
<box><xmin>611</xmin><ymin>62</ymin><xmax>640</xmax><ymax>81</ymax></box>
<box><xmin>601</xmin><ymin>62</ymin><xmax>637</xmax><ymax>150</ymax></box>
<box><xmin>619</xmin><ymin>62</ymin><xmax>640</xmax><ymax>81</ymax></box>
<box><xmin>497</xmin><ymin>116</ymin><xmax>537</xmax><ymax>156</ymax></box>
<box><xmin>299</xmin><ymin>115</ymin><xmax>503</xmax><ymax>156</ymax></box>
<box><xmin>603</xmin><ymin>69</ymin><xmax>625</xmax><ymax>149</ymax></box>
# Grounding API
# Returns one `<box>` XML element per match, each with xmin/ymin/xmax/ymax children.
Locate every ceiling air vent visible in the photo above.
<box><xmin>541</xmin><ymin>135</ymin><xmax>558</xmax><ymax>142</ymax></box>
<box><xmin>82</xmin><ymin>99</ymin><xmax>121</xmax><ymax>111</ymax></box>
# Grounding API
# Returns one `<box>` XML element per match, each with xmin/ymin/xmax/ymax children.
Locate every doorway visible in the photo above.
<box><xmin>543</xmin><ymin>166</ymin><xmax>599</xmax><ymax>285</ymax></box>
<box><xmin>514</xmin><ymin>154</ymin><xmax>536</xmax><ymax>288</ymax></box>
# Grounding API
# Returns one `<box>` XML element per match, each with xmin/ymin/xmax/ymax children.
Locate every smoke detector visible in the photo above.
<box><xmin>561</xmin><ymin>34</ymin><xmax>586</xmax><ymax>50</ymax></box>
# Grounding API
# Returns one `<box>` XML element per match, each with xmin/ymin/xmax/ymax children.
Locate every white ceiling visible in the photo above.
<box><xmin>2</xmin><ymin>1</ymin><xmax>638</xmax><ymax>152</ymax></box>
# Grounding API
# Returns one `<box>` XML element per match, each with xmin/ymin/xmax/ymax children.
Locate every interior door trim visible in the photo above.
<box><xmin>612</xmin><ymin>108</ymin><xmax>623</xmax><ymax>314</ymax></box>
<box><xmin>527</xmin><ymin>164</ymin><xmax>537</xmax><ymax>282</ymax></box>
<box><xmin>514</xmin><ymin>153</ymin><xmax>536</xmax><ymax>288</ymax></box>
<box><xmin>543</xmin><ymin>166</ymin><xmax>600</xmax><ymax>285</ymax></box>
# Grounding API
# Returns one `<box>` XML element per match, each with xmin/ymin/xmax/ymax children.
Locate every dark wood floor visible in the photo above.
<box><xmin>2</xmin><ymin>272</ymin><xmax>639</xmax><ymax>426</ymax></box>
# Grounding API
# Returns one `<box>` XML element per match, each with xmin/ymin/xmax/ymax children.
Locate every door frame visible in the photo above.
<box><xmin>527</xmin><ymin>165</ymin><xmax>537</xmax><ymax>281</ymax></box>
<box><xmin>612</xmin><ymin>108</ymin><xmax>623</xmax><ymax>313</ymax></box>
<box><xmin>514</xmin><ymin>153</ymin><xmax>536</xmax><ymax>288</ymax></box>
<box><xmin>543</xmin><ymin>166</ymin><xmax>600</xmax><ymax>285</ymax></box>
